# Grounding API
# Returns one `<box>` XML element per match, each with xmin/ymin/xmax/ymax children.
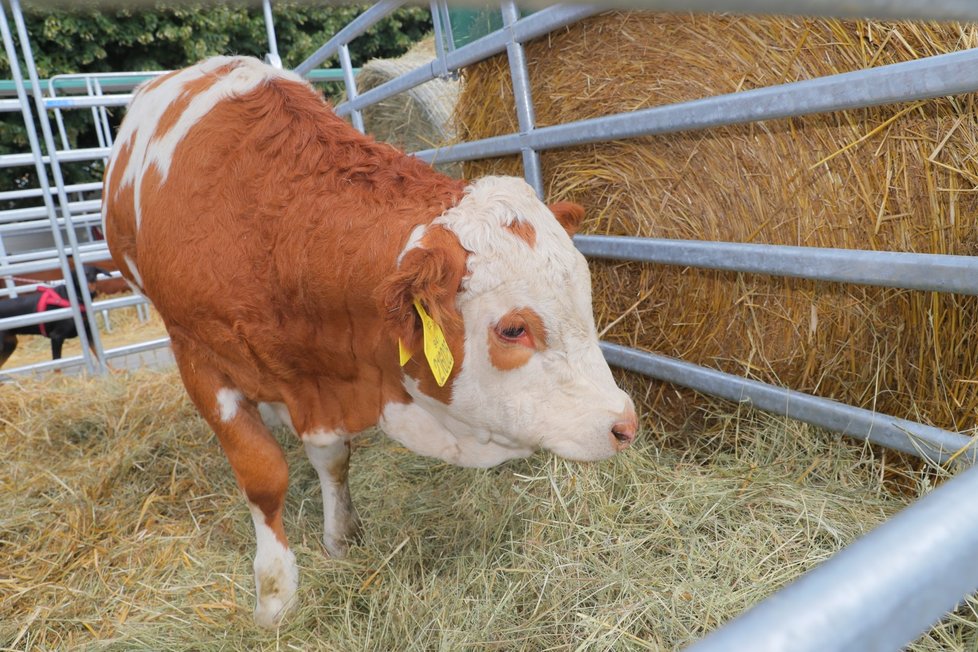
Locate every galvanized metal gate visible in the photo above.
<box><xmin>4</xmin><ymin>0</ymin><xmax>978</xmax><ymax>648</ymax></box>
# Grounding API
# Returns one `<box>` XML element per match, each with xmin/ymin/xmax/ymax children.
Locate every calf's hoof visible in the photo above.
<box><xmin>252</xmin><ymin>548</ymin><xmax>298</xmax><ymax>628</ymax></box>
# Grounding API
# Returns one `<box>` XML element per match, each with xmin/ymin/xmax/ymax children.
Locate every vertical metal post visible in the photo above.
<box><xmin>500</xmin><ymin>0</ymin><xmax>544</xmax><ymax>198</ymax></box>
<box><xmin>262</xmin><ymin>0</ymin><xmax>282</xmax><ymax>68</ymax></box>
<box><xmin>0</xmin><ymin>233</ymin><xmax>16</xmax><ymax>299</ymax></box>
<box><xmin>438</xmin><ymin>0</ymin><xmax>456</xmax><ymax>53</ymax></box>
<box><xmin>8</xmin><ymin>0</ymin><xmax>105</xmax><ymax>373</ymax></box>
<box><xmin>86</xmin><ymin>76</ymin><xmax>108</xmax><ymax>149</ymax></box>
<box><xmin>53</xmin><ymin>105</ymin><xmax>70</xmax><ymax>149</ymax></box>
<box><xmin>0</xmin><ymin>0</ymin><xmax>94</xmax><ymax>371</ymax></box>
<box><xmin>94</xmin><ymin>77</ymin><xmax>114</xmax><ymax>150</ymax></box>
<box><xmin>339</xmin><ymin>43</ymin><xmax>365</xmax><ymax>133</ymax></box>
<box><xmin>429</xmin><ymin>0</ymin><xmax>451</xmax><ymax>78</ymax></box>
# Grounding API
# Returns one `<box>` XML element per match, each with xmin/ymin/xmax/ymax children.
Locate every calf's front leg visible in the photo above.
<box><xmin>302</xmin><ymin>431</ymin><xmax>362</xmax><ymax>558</ymax></box>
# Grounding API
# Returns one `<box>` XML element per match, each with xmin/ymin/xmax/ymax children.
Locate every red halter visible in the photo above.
<box><xmin>36</xmin><ymin>286</ymin><xmax>84</xmax><ymax>337</ymax></box>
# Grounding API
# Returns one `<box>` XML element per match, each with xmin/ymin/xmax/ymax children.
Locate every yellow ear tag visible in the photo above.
<box><xmin>413</xmin><ymin>299</ymin><xmax>454</xmax><ymax>387</ymax></box>
<box><xmin>398</xmin><ymin>339</ymin><xmax>412</xmax><ymax>366</ymax></box>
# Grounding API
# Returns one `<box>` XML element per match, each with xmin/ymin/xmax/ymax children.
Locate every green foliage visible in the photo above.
<box><xmin>2</xmin><ymin>2</ymin><xmax>431</xmax><ymax>75</ymax></box>
<box><xmin>1</xmin><ymin>2</ymin><xmax>431</xmax><ymax>197</ymax></box>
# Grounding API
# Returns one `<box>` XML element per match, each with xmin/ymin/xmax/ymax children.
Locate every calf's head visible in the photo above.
<box><xmin>384</xmin><ymin>176</ymin><xmax>637</xmax><ymax>464</ymax></box>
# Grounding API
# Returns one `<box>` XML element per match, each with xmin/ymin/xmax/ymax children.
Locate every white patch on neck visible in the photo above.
<box><xmin>248</xmin><ymin>503</ymin><xmax>298</xmax><ymax>628</ymax></box>
<box><xmin>112</xmin><ymin>56</ymin><xmax>308</xmax><ymax>230</ymax></box>
<box><xmin>397</xmin><ymin>223</ymin><xmax>427</xmax><ymax>267</ymax></box>
<box><xmin>216</xmin><ymin>387</ymin><xmax>243</xmax><ymax>422</ymax></box>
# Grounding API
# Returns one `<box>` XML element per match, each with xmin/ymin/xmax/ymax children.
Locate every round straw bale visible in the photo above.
<box><xmin>456</xmin><ymin>13</ymin><xmax>978</xmax><ymax>432</ymax></box>
<box><xmin>356</xmin><ymin>37</ymin><xmax>461</xmax><ymax>173</ymax></box>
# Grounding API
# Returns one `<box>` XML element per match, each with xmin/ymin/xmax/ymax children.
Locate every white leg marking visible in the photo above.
<box><xmin>216</xmin><ymin>387</ymin><xmax>243</xmax><ymax>423</ymax></box>
<box><xmin>303</xmin><ymin>432</ymin><xmax>360</xmax><ymax>558</ymax></box>
<box><xmin>248</xmin><ymin>504</ymin><xmax>298</xmax><ymax>629</ymax></box>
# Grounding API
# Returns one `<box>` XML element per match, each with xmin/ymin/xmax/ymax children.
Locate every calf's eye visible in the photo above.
<box><xmin>500</xmin><ymin>326</ymin><xmax>525</xmax><ymax>340</ymax></box>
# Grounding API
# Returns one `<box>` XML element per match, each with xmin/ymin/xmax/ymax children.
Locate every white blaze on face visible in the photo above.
<box><xmin>390</xmin><ymin>176</ymin><xmax>636</xmax><ymax>464</ymax></box>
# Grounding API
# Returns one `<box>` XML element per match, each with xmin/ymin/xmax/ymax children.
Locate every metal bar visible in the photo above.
<box><xmin>600</xmin><ymin>343</ymin><xmax>976</xmax><ymax>465</ymax></box>
<box><xmin>43</xmin><ymin>95</ymin><xmax>132</xmax><ymax>109</ymax></box>
<box><xmin>0</xmin><ymin>214</ymin><xmax>103</xmax><ymax>235</ymax></box>
<box><xmin>414</xmin><ymin>45</ymin><xmax>978</xmax><ymax>164</ymax></box>
<box><xmin>0</xmin><ymin>245</ymin><xmax>108</xmax><ymax>274</ymax></box>
<box><xmin>501</xmin><ymin>0</ymin><xmax>544</xmax><ymax>198</ymax></box>
<box><xmin>0</xmin><ymin>306</ymin><xmax>74</xmax><ymax>330</ymax></box>
<box><xmin>336</xmin><ymin>4</ymin><xmax>600</xmax><ymax>117</ymax></box>
<box><xmin>293</xmin><ymin>0</ymin><xmax>404</xmax><ymax>77</ymax></box>
<box><xmin>10</xmin><ymin>0</ymin><xmax>106</xmax><ymax>372</ymax></box>
<box><xmin>628</xmin><ymin>0</ymin><xmax>978</xmax><ymax>21</ymax></box>
<box><xmin>102</xmin><ymin>337</ymin><xmax>171</xmax><ymax>360</ymax></box>
<box><xmin>0</xmin><ymin>337</ymin><xmax>173</xmax><ymax>377</ymax></box>
<box><xmin>91</xmin><ymin>295</ymin><xmax>150</xmax><ymax>312</ymax></box>
<box><xmin>1</xmin><ymin>353</ymin><xmax>88</xmax><ymax>376</ymax></box>
<box><xmin>0</xmin><ymin>233</ymin><xmax>16</xmax><ymax>298</ymax></box>
<box><xmin>88</xmin><ymin>77</ymin><xmax>108</xmax><ymax>151</ymax></box>
<box><xmin>438</xmin><ymin>0</ymin><xmax>455</xmax><ymax>52</ymax></box>
<box><xmin>0</xmin><ymin>0</ymin><xmax>97</xmax><ymax>374</ymax></box>
<box><xmin>428</xmin><ymin>0</ymin><xmax>452</xmax><ymax>79</ymax></box>
<box><xmin>0</xmin><ymin>294</ymin><xmax>148</xmax><ymax>336</ymax></box>
<box><xmin>338</xmin><ymin>43</ymin><xmax>365</xmax><ymax>133</ymax></box>
<box><xmin>0</xmin><ymin>146</ymin><xmax>111</xmax><ymax>168</ymax></box>
<box><xmin>576</xmin><ymin>236</ymin><xmax>978</xmax><ymax>295</ymax></box>
<box><xmin>0</xmin><ymin>181</ymin><xmax>102</xmax><ymax>202</ymax></box>
<box><xmin>262</xmin><ymin>0</ymin><xmax>281</xmax><ymax>68</ymax></box>
<box><xmin>685</xmin><ymin>461</ymin><xmax>978</xmax><ymax>652</ymax></box>
<box><xmin>0</xmin><ymin>198</ymin><xmax>101</xmax><ymax>222</ymax></box>
<box><xmin>51</xmin><ymin>83</ymin><xmax>71</xmax><ymax>150</ymax></box>
<box><xmin>94</xmin><ymin>78</ymin><xmax>114</xmax><ymax>149</ymax></box>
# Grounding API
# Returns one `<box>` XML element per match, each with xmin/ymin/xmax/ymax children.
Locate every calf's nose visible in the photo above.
<box><xmin>609</xmin><ymin>409</ymin><xmax>638</xmax><ymax>451</ymax></box>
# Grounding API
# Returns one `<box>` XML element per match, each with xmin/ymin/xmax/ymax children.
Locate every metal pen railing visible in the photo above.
<box><xmin>291</xmin><ymin>1</ymin><xmax>978</xmax><ymax>648</ymax></box>
<box><xmin>4</xmin><ymin>0</ymin><xmax>978</xmax><ymax>646</ymax></box>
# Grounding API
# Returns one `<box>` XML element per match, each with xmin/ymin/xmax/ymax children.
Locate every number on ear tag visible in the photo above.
<box><xmin>413</xmin><ymin>299</ymin><xmax>454</xmax><ymax>387</ymax></box>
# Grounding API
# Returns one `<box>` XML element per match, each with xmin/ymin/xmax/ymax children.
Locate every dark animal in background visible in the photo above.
<box><xmin>0</xmin><ymin>265</ymin><xmax>108</xmax><ymax>368</ymax></box>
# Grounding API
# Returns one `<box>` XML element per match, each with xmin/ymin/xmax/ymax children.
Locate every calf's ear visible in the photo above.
<box><xmin>379</xmin><ymin>226</ymin><xmax>468</xmax><ymax>350</ymax></box>
<box><xmin>549</xmin><ymin>201</ymin><xmax>585</xmax><ymax>237</ymax></box>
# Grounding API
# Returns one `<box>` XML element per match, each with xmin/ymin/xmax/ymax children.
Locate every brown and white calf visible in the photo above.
<box><xmin>102</xmin><ymin>56</ymin><xmax>637</xmax><ymax>627</ymax></box>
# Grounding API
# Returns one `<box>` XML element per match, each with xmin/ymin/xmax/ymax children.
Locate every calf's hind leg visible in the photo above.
<box><xmin>170</xmin><ymin>340</ymin><xmax>296</xmax><ymax>628</ymax></box>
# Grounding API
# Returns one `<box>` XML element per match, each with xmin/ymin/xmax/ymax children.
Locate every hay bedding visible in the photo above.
<box><xmin>3</xmin><ymin>369</ymin><xmax>978</xmax><ymax>649</ymax></box>
<box><xmin>455</xmin><ymin>13</ymin><xmax>978</xmax><ymax>432</ymax></box>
